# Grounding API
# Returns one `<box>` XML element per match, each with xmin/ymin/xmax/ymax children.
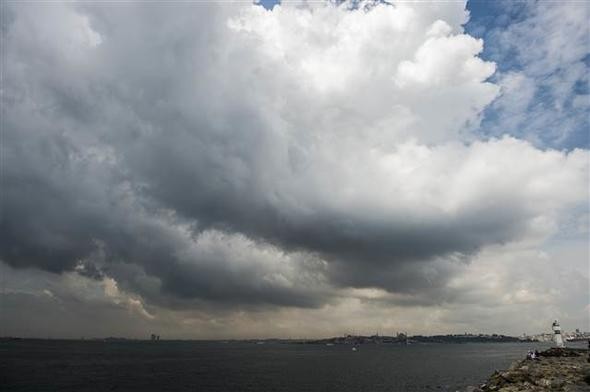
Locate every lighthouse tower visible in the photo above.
<box><xmin>552</xmin><ymin>320</ymin><xmax>565</xmax><ymax>348</ymax></box>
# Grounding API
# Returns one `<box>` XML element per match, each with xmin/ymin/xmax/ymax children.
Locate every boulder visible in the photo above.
<box><xmin>470</xmin><ymin>348</ymin><xmax>590</xmax><ymax>392</ymax></box>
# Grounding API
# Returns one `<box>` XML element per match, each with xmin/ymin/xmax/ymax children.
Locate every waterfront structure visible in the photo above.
<box><xmin>552</xmin><ymin>320</ymin><xmax>565</xmax><ymax>348</ymax></box>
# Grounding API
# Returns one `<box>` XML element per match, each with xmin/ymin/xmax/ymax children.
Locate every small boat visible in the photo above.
<box><xmin>352</xmin><ymin>347</ymin><xmax>358</xmax><ymax>351</ymax></box>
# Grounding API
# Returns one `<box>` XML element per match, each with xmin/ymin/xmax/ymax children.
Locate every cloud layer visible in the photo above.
<box><xmin>1</xmin><ymin>0</ymin><xmax>588</xmax><ymax>337</ymax></box>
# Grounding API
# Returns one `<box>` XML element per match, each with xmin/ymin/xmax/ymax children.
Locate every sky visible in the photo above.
<box><xmin>0</xmin><ymin>0</ymin><xmax>588</xmax><ymax>339</ymax></box>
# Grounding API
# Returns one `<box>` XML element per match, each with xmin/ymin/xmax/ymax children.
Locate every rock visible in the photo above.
<box><xmin>535</xmin><ymin>378</ymin><xmax>551</xmax><ymax>387</ymax></box>
<box><xmin>550</xmin><ymin>377</ymin><xmax>566</xmax><ymax>388</ymax></box>
<box><xmin>478</xmin><ymin>348</ymin><xmax>590</xmax><ymax>391</ymax></box>
<box><xmin>564</xmin><ymin>384</ymin><xmax>590</xmax><ymax>392</ymax></box>
<box><xmin>539</xmin><ymin>347</ymin><xmax>582</xmax><ymax>358</ymax></box>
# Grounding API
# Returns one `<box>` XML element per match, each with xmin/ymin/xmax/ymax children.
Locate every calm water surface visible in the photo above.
<box><xmin>0</xmin><ymin>340</ymin><xmax>561</xmax><ymax>391</ymax></box>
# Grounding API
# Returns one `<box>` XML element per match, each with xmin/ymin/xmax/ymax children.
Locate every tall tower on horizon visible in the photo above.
<box><xmin>552</xmin><ymin>320</ymin><xmax>565</xmax><ymax>348</ymax></box>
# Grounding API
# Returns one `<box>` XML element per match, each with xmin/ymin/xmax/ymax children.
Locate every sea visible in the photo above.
<box><xmin>1</xmin><ymin>339</ymin><xmax>584</xmax><ymax>391</ymax></box>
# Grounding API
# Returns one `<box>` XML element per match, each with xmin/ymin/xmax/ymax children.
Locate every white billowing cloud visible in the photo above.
<box><xmin>395</xmin><ymin>34</ymin><xmax>493</xmax><ymax>87</ymax></box>
<box><xmin>228</xmin><ymin>1</ymin><xmax>497</xmax><ymax>144</ymax></box>
<box><xmin>0</xmin><ymin>0</ymin><xmax>588</xmax><ymax>337</ymax></box>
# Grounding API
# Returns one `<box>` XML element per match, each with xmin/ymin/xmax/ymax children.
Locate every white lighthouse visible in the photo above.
<box><xmin>552</xmin><ymin>320</ymin><xmax>565</xmax><ymax>348</ymax></box>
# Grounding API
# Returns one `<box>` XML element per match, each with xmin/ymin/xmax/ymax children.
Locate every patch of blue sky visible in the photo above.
<box><xmin>466</xmin><ymin>0</ymin><xmax>589</xmax><ymax>150</ymax></box>
<box><xmin>257</xmin><ymin>0</ymin><xmax>280</xmax><ymax>10</ymax></box>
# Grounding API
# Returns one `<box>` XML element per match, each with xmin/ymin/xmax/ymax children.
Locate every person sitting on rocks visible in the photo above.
<box><xmin>526</xmin><ymin>350</ymin><xmax>533</xmax><ymax>360</ymax></box>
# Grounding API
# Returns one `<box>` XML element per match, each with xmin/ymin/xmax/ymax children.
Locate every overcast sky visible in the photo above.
<box><xmin>1</xmin><ymin>0</ymin><xmax>588</xmax><ymax>339</ymax></box>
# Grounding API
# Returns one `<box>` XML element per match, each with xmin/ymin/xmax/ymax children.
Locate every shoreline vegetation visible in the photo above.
<box><xmin>465</xmin><ymin>347</ymin><xmax>590</xmax><ymax>392</ymax></box>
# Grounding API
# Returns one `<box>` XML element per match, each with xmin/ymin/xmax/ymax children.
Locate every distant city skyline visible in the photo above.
<box><xmin>1</xmin><ymin>0</ymin><xmax>588</xmax><ymax>339</ymax></box>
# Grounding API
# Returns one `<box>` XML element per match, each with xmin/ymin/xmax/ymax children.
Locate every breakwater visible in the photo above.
<box><xmin>467</xmin><ymin>347</ymin><xmax>590</xmax><ymax>391</ymax></box>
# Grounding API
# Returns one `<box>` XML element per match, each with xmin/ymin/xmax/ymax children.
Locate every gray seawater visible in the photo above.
<box><xmin>0</xmin><ymin>340</ymin><xmax>565</xmax><ymax>391</ymax></box>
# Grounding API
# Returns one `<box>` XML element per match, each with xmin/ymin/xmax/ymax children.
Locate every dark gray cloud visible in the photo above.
<box><xmin>1</xmin><ymin>0</ymin><xmax>587</xmax><ymax>319</ymax></box>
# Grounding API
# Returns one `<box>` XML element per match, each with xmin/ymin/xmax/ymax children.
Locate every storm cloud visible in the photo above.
<box><xmin>1</xmin><ymin>0</ymin><xmax>588</xmax><ymax>332</ymax></box>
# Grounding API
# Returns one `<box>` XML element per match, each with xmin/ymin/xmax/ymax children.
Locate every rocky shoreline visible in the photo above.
<box><xmin>465</xmin><ymin>347</ymin><xmax>590</xmax><ymax>392</ymax></box>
